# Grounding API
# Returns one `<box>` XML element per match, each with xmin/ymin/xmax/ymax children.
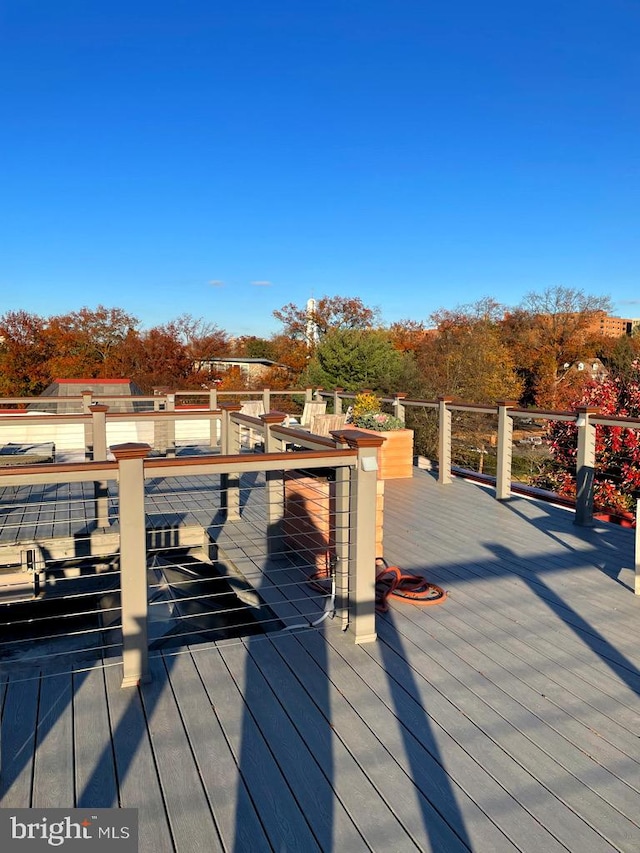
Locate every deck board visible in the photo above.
<box><xmin>425</xmin><ymin>597</ymin><xmax>640</xmax><ymax>766</ymax></box>
<box><xmin>253</xmin><ymin>631</ymin><xmax>421</xmax><ymax>853</ymax></box>
<box><xmin>73</xmin><ymin>664</ymin><xmax>119</xmax><ymax>808</ymax></box>
<box><xmin>192</xmin><ymin>641</ymin><xmax>324</xmax><ymax>852</ymax></box>
<box><xmin>0</xmin><ymin>675</ymin><xmax>39</xmax><ymax>807</ymax></box>
<box><xmin>219</xmin><ymin>639</ymin><xmax>370</xmax><ymax>852</ymax></box>
<box><xmin>103</xmin><ymin>661</ymin><xmax>175</xmax><ymax>853</ymax></box>
<box><xmin>32</xmin><ymin>671</ymin><xmax>74</xmax><ymax>808</ymax></box>
<box><xmin>140</xmin><ymin>655</ymin><xmax>223</xmax><ymax>852</ymax></box>
<box><xmin>329</xmin><ymin>631</ymin><xmax>528</xmax><ymax>853</ymax></box>
<box><xmin>283</xmin><ymin>629</ymin><xmax>488</xmax><ymax>852</ymax></box>
<box><xmin>1</xmin><ymin>468</ymin><xmax>640</xmax><ymax>852</ymax></box>
<box><xmin>378</xmin><ymin>611</ymin><xmax>640</xmax><ymax>850</ymax></box>
<box><xmin>162</xmin><ymin>649</ymin><xmax>271</xmax><ymax>853</ymax></box>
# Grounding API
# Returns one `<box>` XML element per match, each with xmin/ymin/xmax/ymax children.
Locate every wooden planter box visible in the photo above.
<box><xmin>283</xmin><ymin>470</ymin><xmax>386</xmax><ymax>573</ymax></box>
<box><xmin>358</xmin><ymin>428</ymin><xmax>414</xmax><ymax>479</ymax></box>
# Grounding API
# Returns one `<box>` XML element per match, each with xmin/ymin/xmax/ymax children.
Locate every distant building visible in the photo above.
<box><xmin>562</xmin><ymin>358</ymin><xmax>607</xmax><ymax>382</ymax></box>
<box><xmin>193</xmin><ymin>357</ymin><xmax>290</xmax><ymax>380</ymax></box>
<box><xmin>588</xmin><ymin>312</ymin><xmax>640</xmax><ymax>338</ymax></box>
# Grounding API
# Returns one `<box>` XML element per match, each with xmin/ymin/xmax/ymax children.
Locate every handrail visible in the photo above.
<box><xmin>2</xmin><ymin>387</ymin><xmax>640</xmax><ymax>534</ymax></box>
<box><xmin>4</xmin><ymin>388</ymin><xmax>640</xmax><ymax>434</ymax></box>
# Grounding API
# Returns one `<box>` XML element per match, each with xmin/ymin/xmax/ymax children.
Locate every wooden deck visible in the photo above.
<box><xmin>2</xmin><ymin>470</ymin><xmax>640</xmax><ymax>852</ymax></box>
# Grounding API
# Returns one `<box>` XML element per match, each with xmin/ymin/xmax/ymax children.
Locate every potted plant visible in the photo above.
<box><xmin>349</xmin><ymin>392</ymin><xmax>414</xmax><ymax>479</ymax></box>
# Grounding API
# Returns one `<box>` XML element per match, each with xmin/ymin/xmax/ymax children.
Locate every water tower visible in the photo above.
<box><xmin>305</xmin><ymin>297</ymin><xmax>320</xmax><ymax>348</ymax></box>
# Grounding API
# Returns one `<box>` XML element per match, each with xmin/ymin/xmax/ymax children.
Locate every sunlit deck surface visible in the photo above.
<box><xmin>1</xmin><ymin>469</ymin><xmax>640</xmax><ymax>852</ymax></box>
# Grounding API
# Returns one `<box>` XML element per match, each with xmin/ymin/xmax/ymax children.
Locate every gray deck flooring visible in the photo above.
<box><xmin>1</xmin><ymin>470</ymin><xmax>640</xmax><ymax>852</ymax></box>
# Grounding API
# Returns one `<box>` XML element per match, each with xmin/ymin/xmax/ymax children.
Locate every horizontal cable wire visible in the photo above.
<box><xmin>0</xmin><ymin>460</ymin><xmax>354</xmax><ymax>673</ymax></box>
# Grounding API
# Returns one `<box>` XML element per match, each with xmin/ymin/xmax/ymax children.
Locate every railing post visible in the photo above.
<box><xmin>333</xmin><ymin>388</ymin><xmax>343</xmax><ymax>415</ymax></box>
<box><xmin>220</xmin><ymin>403</ymin><xmax>242</xmax><ymax>520</ymax></box>
<box><xmin>331</xmin><ymin>425</ymin><xmax>358</xmax><ymax>632</ymax></box>
<box><xmin>332</xmin><ymin>429</ymin><xmax>385</xmax><ymax>644</ymax></box>
<box><xmin>635</xmin><ymin>500</ymin><xmax>640</xmax><ymax>595</ymax></box>
<box><xmin>575</xmin><ymin>407</ymin><xmax>598</xmax><ymax>527</ymax></box>
<box><xmin>165</xmin><ymin>393</ymin><xmax>176</xmax><ymax>456</ymax></box>
<box><xmin>209</xmin><ymin>387</ymin><xmax>218</xmax><ymax>411</ymax></box>
<box><xmin>261</xmin><ymin>412</ymin><xmax>287</xmax><ymax>552</ymax></box>
<box><xmin>208</xmin><ymin>411</ymin><xmax>221</xmax><ymax>450</ymax></box>
<box><xmin>305</xmin><ymin>388</ymin><xmax>313</xmax><ymax>403</ymax></box>
<box><xmin>438</xmin><ymin>396</ymin><xmax>453</xmax><ymax>485</ymax></box>
<box><xmin>393</xmin><ymin>393</ymin><xmax>407</xmax><ymax>426</ymax></box>
<box><xmin>81</xmin><ymin>389</ymin><xmax>93</xmax><ymax>413</ymax></box>
<box><xmin>90</xmin><ymin>404</ymin><xmax>110</xmax><ymax>527</ymax></box>
<box><xmin>262</xmin><ymin>388</ymin><xmax>271</xmax><ymax>412</ymax></box>
<box><xmin>82</xmin><ymin>389</ymin><xmax>93</xmax><ymax>459</ymax></box>
<box><xmin>333</xmin><ymin>459</ymin><xmax>351</xmax><ymax>631</ymax></box>
<box><xmin>152</xmin><ymin>397</ymin><xmax>165</xmax><ymax>454</ymax></box>
<box><xmin>111</xmin><ymin>443</ymin><xmax>151</xmax><ymax>687</ymax></box>
<box><xmin>496</xmin><ymin>401</ymin><xmax>516</xmax><ymax>501</ymax></box>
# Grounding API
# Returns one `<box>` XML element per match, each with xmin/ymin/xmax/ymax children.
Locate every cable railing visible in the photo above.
<box><xmin>0</xmin><ymin>418</ymin><xmax>382</xmax><ymax>684</ymax></box>
<box><xmin>0</xmin><ymin>385</ymin><xmax>639</xmax><ymax>684</ymax></box>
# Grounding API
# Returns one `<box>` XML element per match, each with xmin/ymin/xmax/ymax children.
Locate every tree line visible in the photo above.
<box><xmin>1</xmin><ymin>288</ymin><xmax>638</xmax><ymax>407</ymax></box>
<box><xmin>2</xmin><ymin>288</ymin><xmax>640</xmax><ymax>515</ymax></box>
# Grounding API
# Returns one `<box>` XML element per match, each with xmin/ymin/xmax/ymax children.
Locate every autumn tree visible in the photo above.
<box><xmin>417</xmin><ymin>299</ymin><xmax>523</xmax><ymax>403</ymax></box>
<box><xmin>0</xmin><ymin>310</ymin><xmax>54</xmax><ymax>396</ymax></box>
<box><xmin>501</xmin><ymin>286</ymin><xmax>611</xmax><ymax>408</ymax></box>
<box><xmin>45</xmin><ymin>305</ymin><xmax>139</xmax><ymax>379</ymax></box>
<box><xmin>233</xmin><ymin>336</ymin><xmax>277</xmax><ymax>360</ymax></box>
<box><xmin>170</xmin><ymin>314</ymin><xmax>229</xmax><ymax>361</ymax></box>
<box><xmin>388</xmin><ymin>319</ymin><xmax>432</xmax><ymax>353</ymax></box>
<box><xmin>596</xmin><ymin>333</ymin><xmax>640</xmax><ymax>381</ymax></box>
<box><xmin>409</xmin><ymin>299</ymin><xmax>524</xmax><ymax>465</ymax></box>
<box><xmin>268</xmin><ymin>334</ymin><xmax>312</xmax><ymax>378</ymax></box>
<box><xmin>533</xmin><ymin>362</ymin><xmax>640</xmax><ymax>516</ymax></box>
<box><xmin>115</xmin><ymin>324</ymin><xmax>193</xmax><ymax>392</ymax></box>
<box><xmin>273</xmin><ymin>295</ymin><xmax>380</xmax><ymax>345</ymax></box>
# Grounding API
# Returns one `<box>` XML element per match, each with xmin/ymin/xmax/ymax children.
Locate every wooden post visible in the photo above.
<box><xmin>438</xmin><ymin>397</ymin><xmax>453</xmax><ymax>485</ymax></box>
<box><xmin>261</xmin><ymin>412</ymin><xmax>287</xmax><ymax>542</ymax></box>
<box><xmin>496</xmin><ymin>401</ymin><xmax>516</xmax><ymax>501</ymax></box>
<box><xmin>82</xmin><ymin>389</ymin><xmax>93</xmax><ymax>459</ymax></box>
<box><xmin>332</xmin><ymin>429</ymin><xmax>385</xmax><ymax>644</ymax></box>
<box><xmin>208</xmin><ymin>411</ymin><xmax>220</xmax><ymax>450</ymax></box>
<box><xmin>152</xmin><ymin>397</ymin><xmax>164</xmax><ymax>454</ymax></box>
<box><xmin>575</xmin><ymin>407</ymin><xmax>598</xmax><ymax>527</ymax></box>
<box><xmin>208</xmin><ymin>387</ymin><xmax>218</xmax><ymax>411</ymax></box>
<box><xmin>112</xmin><ymin>443</ymin><xmax>151</xmax><ymax>687</ymax></box>
<box><xmin>81</xmin><ymin>389</ymin><xmax>93</xmax><ymax>413</ymax></box>
<box><xmin>90</xmin><ymin>404</ymin><xmax>110</xmax><ymax>528</ymax></box>
<box><xmin>333</xmin><ymin>388</ymin><xmax>343</xmax><ymax>415</ymax></box>
<box><xmin>220</xmin><ymin>403</ymin><xmax>242</xmax><ymax>521</ymax></box>
<box><xmin>393</xmin><ymin>393</ymin><xmax>407</xmax><ymax>426</ymax></box>
<box><xmin>165</xmin><ymin>393</ymin><xmax>176</xmax><ymax>457</ymax></box>
<box><xmin>262</xmin><ymin>388</ymin><xmax>271</xmax><ymax>412</ymax></box>
<box><xmin>305</xmin><ymin>388</ymin><xmax>313</xmax><ymax>403</ymax></box>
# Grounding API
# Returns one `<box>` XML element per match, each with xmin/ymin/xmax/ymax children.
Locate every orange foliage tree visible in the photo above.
<box><xmin>0</xmin><ymin>310</ymin><xmax>54</xmax><ymax>396</ymax></box>
<box><xmin>273</xmin><ymin>295</ymin><xmax>380</xmax><ymax>345</ymax></box>
<box><xmin>44</xmin><ymin>306</ymin><xmax>140</xmax><ymax>379</ymax></box>
<box><xmin>501</xmin><ymin>287</ymin><xmax>611</xmax><ymax>408</ymax></box>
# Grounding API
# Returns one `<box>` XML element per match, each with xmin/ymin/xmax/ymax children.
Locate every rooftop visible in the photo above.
<box><xmin>1</xmin><ymin>468</ymin><xmax>639</xmax><ymax>852</ymax></box>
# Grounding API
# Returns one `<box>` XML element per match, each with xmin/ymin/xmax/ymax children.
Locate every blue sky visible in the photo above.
<box><xmin>1</xmin><ymin>0</ymin><xmax>639</xmax><ymax>336</ymax></box>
